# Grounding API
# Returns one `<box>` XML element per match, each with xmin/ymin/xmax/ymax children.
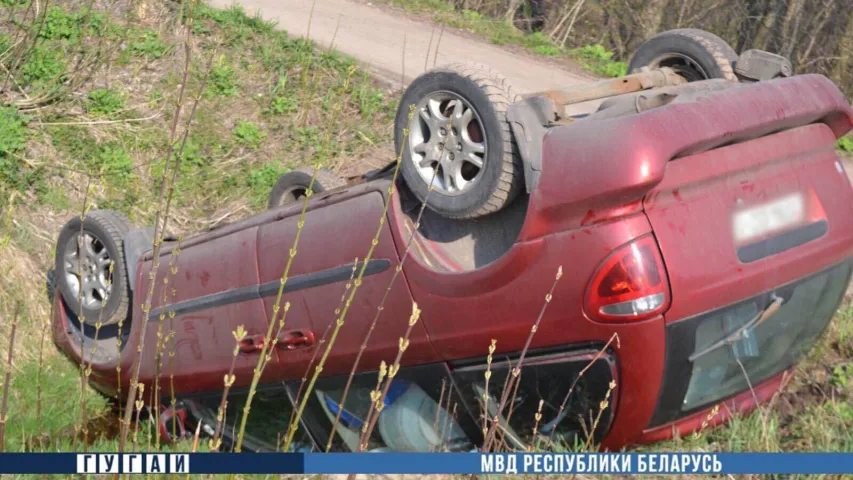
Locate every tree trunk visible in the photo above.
<box><xmin>640</xmin><ymin>0</ymin><xmax>667</xmax><ymax>39</ymax></box>
<box><xmin>736</xmin><ymin>0</ymin><xmax>770</xmax><ymax>51</ymax></box>
<box><xmin>831</xmin><ymin>3</ymin><xmax>853</xmax><ymax>82</ymax></box>
<box><xmin>503</xmin><ymin>0</ymin><xmax>523</xmax><ymax>22</ymax></box>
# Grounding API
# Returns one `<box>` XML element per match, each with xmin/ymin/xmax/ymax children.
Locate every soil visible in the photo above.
<box><xmin>29</xmin><ymin>405</ymin><xmax>123</xmax><ymax>451</ymax></box>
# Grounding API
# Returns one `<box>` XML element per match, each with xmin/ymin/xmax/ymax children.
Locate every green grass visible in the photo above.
<box><xmin>232</xmin><ymin>120</ymin><xmax>266</xmax><ymax>149</ymax></box>
<box><xmin>129</xmin><ymin>29</ymin><xmax>170</xmax><ymax>60</ymax></box>
<box><xmin>86</xmin><ymin>88</ymin><xmax>126</xmax><ymax>115</ymax></box>
<box><xmin>572</xmin><ymin>44</ymin><xmax>628</xmax><ymax>77</ymax></box>
<box><xmin>0</xmin><ymin>107</ymin><xmax>39</xmax><ymax>198</ymax></box>
<box><xmin>5</xmin><ymin>352</ymin><xmax>111</xmax><ymax>452</ymax></box>
<box><xmin>205</xmin><ymin>62</ymin><xmax>240</xmax><ymax>97</ymax></box>
<box><xmin>0</xmin><ymin>0</ymin><xmax>395</xmax><ymax>455</ymax></box>
<box><xmin>20</xmin><ymin>45</ymin><xmax>66</xmax><ymax>86</ymax></box>
<box><xmin>838</xmin><ymin>135</ymin><xmax>853</xmax><ymax>154</ymax></box>
<box><xmin>2</xmin><ymin>1</ymin><xmax>394</xmax><ymax>216</ymax></box>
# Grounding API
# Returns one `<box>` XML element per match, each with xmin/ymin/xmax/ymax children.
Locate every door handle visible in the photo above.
<box><xmin>239</xmin><ymin>334</ymin><xmax>266</xmax><ymax>354</ymax></box>
<box><xmin>277</xmin><ymin>330</ymin><xmax>315</xmax><ymax>350</ymax></box>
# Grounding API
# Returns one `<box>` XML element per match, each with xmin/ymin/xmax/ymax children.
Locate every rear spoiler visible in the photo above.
<box><xmin>518</xmin><ymin>74</ymin><xmax>853</xmax><ymax>240</ymax></box>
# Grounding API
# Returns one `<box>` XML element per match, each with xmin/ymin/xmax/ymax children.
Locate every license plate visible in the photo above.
<box><xmin>732</xmin><ymin>193</ymin><xmax>805</xmax><ymax>244</ymax></box>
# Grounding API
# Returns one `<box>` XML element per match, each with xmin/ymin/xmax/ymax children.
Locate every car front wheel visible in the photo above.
<box><xmin>55</xmin><ymin>210</ymin><xmax>132</xmax><ymax>326</ymax></box>
<box><xmin>395</xmin><ymin>63</ymin><xmax>524</xmax><ymax>219</ymax></box>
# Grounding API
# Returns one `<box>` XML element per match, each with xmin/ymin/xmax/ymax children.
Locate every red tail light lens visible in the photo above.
<box><xmin>585</xmin><ymin>235</ymin><xmax>670</xmax><ymax>322</ymax></box>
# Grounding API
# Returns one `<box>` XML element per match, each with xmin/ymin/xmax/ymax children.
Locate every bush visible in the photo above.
<box><xmin>90</xmin><ymin>143</ymin><xmax>134</xmax><ymax>185</ymax></box>
<box><xmin>0</xmin><ymin>107</ymin><xmax>28</xmax><ymax>156</ymax></box>
<box><xmin>129</xmin><ymin>29</ymin><xmax>169</xmax><ymax>60</ymax></box>
<box><xmin>233</xmin><ymin>121</ymin><xmax>266</xmax><ymax>149</ymax></box>
<box><xmin>20</xmin><ymin>46</ymin><xmax>65</xmax><ymax>86</ymax></box>
<box><xmin>524</xmin><ymin>32</ymin><xmax>562</xmax><ymax>57</ymax></box>
<box><xmin>40</xmin><ymin>8</ymin><xmax>81</xmax><ymax>40</ymax></box>
<box><xmin>571</xmin><ymin>44</ymin><xmax>627</xmax><ymax>77</ymax></box>
<box><xmin>0</xmin><ymin>107</ymin><xmax>35</xmax><ymax>192</ymax></box>
<box><xmin>206</xmin><ymin>64</ymin><xmax>239</xmax><ymax>97</ymax></box>
<box><xmin>87</xmin><ymin>89</ymin><xmax>125</xmax><ymax>115</ymax></box>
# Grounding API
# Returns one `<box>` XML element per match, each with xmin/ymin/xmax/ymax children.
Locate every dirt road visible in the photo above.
<box><xmin>207</xmin><ymin>0</ymin><xmax>596</xmax><ymax>95</ymax></box>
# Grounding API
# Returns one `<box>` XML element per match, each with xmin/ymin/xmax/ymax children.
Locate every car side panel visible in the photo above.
<box><xmin>257</xmin><ymin>188</ymin><xmax>440</xmax><ymax>380</ymax></box>
<box><xmin>124</xmin><ymin>227</ymin><xmax>275</xmax><ymax>395</ymax></box>
<box><xmin>388</xmin><ymin>196</ymin><xmax>665</xmax><ymax>447</ymax></box>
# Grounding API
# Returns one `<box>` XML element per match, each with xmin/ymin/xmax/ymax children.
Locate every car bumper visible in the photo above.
<box><xmin>603</xmin><ymin>258</ymin><xmax>851</xmax><ymax>449</ymax></box>
<box><xmin>51</xmin><ymin>290</ymin><xmax>122</xmax><ymax>397</ymax></box>
<box><xmin>636</xmin><ymin>370</ymin><xmax>788</xmax><ymax>445</ymax></box>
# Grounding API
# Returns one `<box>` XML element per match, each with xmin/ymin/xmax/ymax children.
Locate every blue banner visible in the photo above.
<box><xmin>1</xmin><ymin>452</ymin><xmax>852</xmax><ymax>474</ymax></box>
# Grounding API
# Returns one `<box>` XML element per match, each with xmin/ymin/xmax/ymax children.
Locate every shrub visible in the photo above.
<box><xmin>87</xmin><ymin>89</ymin><xmax>125</xmax><ymax>115</ymax></box>
<box><xmin>525</xmin><ymin>32</ymin><xmax>561</xmax><ymax>57</ymax></box>
<box><xmin>0</xmin><ymin>107</ymin><xmax>28</xmax><ymax>157</ymax></box>
<box><xmin>90</xmin><ymin>143</ymin><xmax>134</xmax><ymax>185</ymax></box>
<box><xmin>206</xmin><ymin>63</ymin><xmax>238</xmax><ymax>97</ymax></box>
<box><xmin>574</xmin><ymin>44</ymin><xmax>614</xmax><ymax>61</ymax></box>
<box><xmin>20</xmin><ymin>46</ymin><xmax>65</xmax><ymax>86</ymax></box>
<box><xmin>129</xmin><ymin>30</ymin><xmax>169</xmax><ymax>60</ymax></box>
<box><xmin>233</xmin><ymin>121</ymin><xmax>266</xmax><ymax>149</ymax></box>
<box><xmin>0</xmin><ymin>108</ymin><xmax>35</xmax><ymax>192</ymax></box>
<box><xmin>246</xmin><ymin>162</ymin><xmax>287</xmax><ymax>204</ymax></box>
<box><xmin>572</xmin><ymin>44</ymin><xmax>628</xmax><ymax>78</ymax></box>
<box><xmin>39</xmin><ymin>8</ymin><xmax>81</xmax><ymax>40</ymax></box>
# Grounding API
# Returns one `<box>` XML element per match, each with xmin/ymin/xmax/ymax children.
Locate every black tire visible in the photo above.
<box><xmin>395</xmin><ymin>63</ymin><xmax>523</xmax><ymax>219</ymax></box>
<box><xmin>628</xmin><ymin>28</ymin><xmax>738</xmax><ymax>82</ymax></box>
<box><xmin>55</xmin><ymin>210</ymin><xmax>132</xmax><ymax>326</ymax></box>
<box><xmin>268</xmin><ymin>166</ymin><xmax>346</xmax><ymax>209</ymax></box>
<box><xmin>46</xmin><ymin>268</ymin><xmax>56</xmax><ymax>303</ymax></box>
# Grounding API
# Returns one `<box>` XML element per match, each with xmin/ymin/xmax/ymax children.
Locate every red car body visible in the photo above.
<box><xmin>52</xmin><ymin>74</ymin><xmax>853</xmax><ymax>452</ymax></box>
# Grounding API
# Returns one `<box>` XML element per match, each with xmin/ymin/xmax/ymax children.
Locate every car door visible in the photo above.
<box><xmin>132</xmin><ymin>225</ymin><xmax>274</xmax><ymax>396</ymax></box>
<box><xmin>256</xmin><ymin>181</ymin><xmax>440</xmax><ymax>381</ymax></box>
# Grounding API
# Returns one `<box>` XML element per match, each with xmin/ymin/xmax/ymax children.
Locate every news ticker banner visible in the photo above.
<box><xmin>0</xmin><ymin>452</ymin><xmax>848</xmax><ymax>475</ymax></box>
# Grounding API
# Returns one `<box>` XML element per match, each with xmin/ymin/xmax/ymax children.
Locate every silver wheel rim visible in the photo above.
<box><xmin>64</xmin><ymin>232</ymin><xmax>113</xmax><ymax>311</ymax></box>
<box><xmin>649</xmin><ymin>53</ymin><xmax>710</xmax><ymax>81</ymax></box>
<box><xmin>408</xmin><ymin>91</ymin><xmax>487</xmax><ymax>196</ymax></box>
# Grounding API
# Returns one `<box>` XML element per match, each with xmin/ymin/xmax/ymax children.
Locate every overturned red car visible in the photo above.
<box><xmin>49</xmin><ymin>29</ymin><xmax>853</xmax><ymax>452</ymax></box>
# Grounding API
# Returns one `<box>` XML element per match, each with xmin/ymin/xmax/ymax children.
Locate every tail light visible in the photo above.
<box><xmin>585</xmin><ymin>234</ymin><xmax>670</xmax><ymax>322</ymax></box>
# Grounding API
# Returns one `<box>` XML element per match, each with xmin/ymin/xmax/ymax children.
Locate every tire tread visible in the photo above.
<box><xmin>629</xmin><ymin>28</ymin><xmax>737</xmax><ymax>82</ymax></box>
<box><xmin>56</xmin><ymin>209</ymin><xmax>133</xmax><ymax>325</ymax></box>
<box><xmin>427</xmin><ymin>62</ymin><xmax>523</xmax><ymax>218</ymax></box>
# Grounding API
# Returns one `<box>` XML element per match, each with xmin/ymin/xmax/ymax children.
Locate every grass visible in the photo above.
<box><xmin>0</xmin><ymin>0</ymin><xmax>395</xmax><ymax>455</ymax></box>
<box><xmin>0</xmin><ymin>0</ymin><xmax>850</xmax><ymax>473</ymax></box>
<box><xmin>838</xmin><ymin>135</ymin><xmax>853</xmax><ymax>155</ymax></box>
<box><xmin>377</xmin><ymin>0</ymin><xmax>628</xmax><ymax>78</ymax></box>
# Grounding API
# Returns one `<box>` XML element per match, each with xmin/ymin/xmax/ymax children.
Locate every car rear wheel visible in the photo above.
<box><xmin>268</xmin><ymin>166</ymin><xmax>346</xmax><ymax>209</ymax></box>
<box><xmin>628</xmin><ymin>28</ymin><xmax>738</xmax><ymax>82</ymax></box>
<box><xmin>55</xmin><ymin>210</ymin><xmax>132</xmax><ymax>326</ymax></box>
<box><xmin>395</xmin><ymin>63</ymin><xmax>523</xmax><ymax>219</ymax></box>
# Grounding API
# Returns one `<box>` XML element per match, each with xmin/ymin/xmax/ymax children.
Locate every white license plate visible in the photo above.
<box><xmin>732</xmin><ymin>193</ymin><xmax>805</xmax><ymax>244</ymax></box>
